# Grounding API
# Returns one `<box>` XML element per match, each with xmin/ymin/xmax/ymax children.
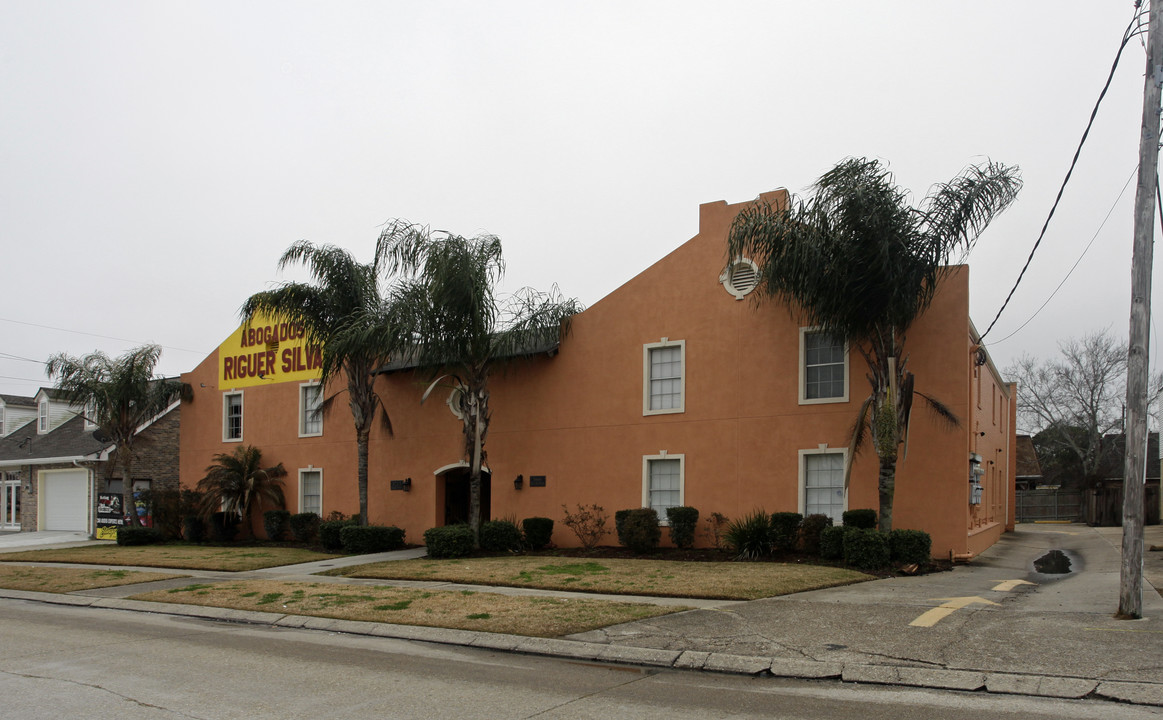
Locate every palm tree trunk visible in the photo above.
<box><xmin>877</xmin><ymin>456</ymin><xmax>896</xmax><ymax>532</ymax></box>
<box><xmin>357</xmin><ymin>429</ymin><xmax>370</xmax><ymax>526</ymax></box>
<box><xmin>469</xmin><ymin>396</ymin><xmax>483</xmax><ymax>548</ymax></box>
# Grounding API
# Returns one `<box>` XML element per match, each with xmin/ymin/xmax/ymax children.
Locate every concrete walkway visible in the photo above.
<box><xmin>1</xmin><ymin>524</ymin><xmax>1161</xmax><ymax>707</ymax></box>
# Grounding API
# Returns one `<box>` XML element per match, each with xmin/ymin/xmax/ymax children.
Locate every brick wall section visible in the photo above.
<box><xmin>95</xmin><ymin>409</ymin><xmax>181</xmax><ymax>492</ymax></box>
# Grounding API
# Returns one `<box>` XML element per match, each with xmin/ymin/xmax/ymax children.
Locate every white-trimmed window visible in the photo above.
<box><xmin>38</xmin><ymin>399</ymin><xmax>48</xmax><ymax>433</ymax></box>
<box><xmin>0</xmin><ymin>406</ymin><xmax>5</xmax><ymax>436</ymax></box>
<box><xmin>299</xmin><ymin>383</ymin><xmax>323</xmax><ymax>437</ymax></box>
<box><xmin>799</xmin><ymin>448</ymin><xmax>847</xmax><ymax>524</ymax></box>
<box><xmin>642</xmin><ymin>453</ymin><xmax>684</xmax><ymax>520</ymax></box>
<box><xmin>643</xmin><ymin>339</ymin><xmax>685</xmax><ymax>415</ymax></box>
<box><xmin>83</xmin><ymin>401</ymin><xmax>97</xmax><ymax>431</ymax></box>
<box><xmin>299</xmin><ymin>468</ymin><xmax>322</xmax><ymax>516</ymax></box>
<box><xmin>223</xmin><ymin>391</ymin><xmax>243</xmax><ymax>442</ymax></box>
<box><xmin>799</xmin><ymin>328</ymin><xmax>848</xmax><ymax>404</ymax></box>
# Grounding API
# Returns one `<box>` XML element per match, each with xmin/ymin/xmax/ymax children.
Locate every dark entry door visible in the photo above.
<box><xmin>443</xmin><ymin>468</ymin><xmax>490</xmax><ymax>526</ymax></box>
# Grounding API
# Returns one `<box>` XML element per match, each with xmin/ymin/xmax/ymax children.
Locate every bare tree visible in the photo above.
<box><xmin>1006</xmin><ymin>329</ymin><xmax>1161</xmax><ymax>485</ymax></box>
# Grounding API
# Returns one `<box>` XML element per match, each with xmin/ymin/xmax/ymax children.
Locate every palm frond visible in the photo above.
<box><xmin>844</xmin><ymin>396</ymin><xmax>873</xmax><ymax>490</ymax></box>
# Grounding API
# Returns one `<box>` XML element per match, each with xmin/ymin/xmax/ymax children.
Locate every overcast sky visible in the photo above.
<box><xmin>1</xmin><ymin>2</ymin><xmax>1157</xmax><ymax>408</ymax></box>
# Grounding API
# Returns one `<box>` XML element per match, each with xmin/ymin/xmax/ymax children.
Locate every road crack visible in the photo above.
<box><xmin>0</xmin><ymin>668</ymin><xmax>206</xmax><ymax>719</ymax></box>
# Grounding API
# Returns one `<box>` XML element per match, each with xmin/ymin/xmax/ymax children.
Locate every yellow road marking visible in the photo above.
<box><xmin>909</xmin><ymin>596</ymin><xmax>999</xmax><ymax>627</ymax></box>
<box><xmin>992</xmin><ymin>579</ymin><xmax>1036</xmax><ymax>592</ymax></box>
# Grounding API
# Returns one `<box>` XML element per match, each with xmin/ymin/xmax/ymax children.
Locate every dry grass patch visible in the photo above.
<box><xmin>133</xmin><ymin>580</ymin><xmax>683</xmax><ymax>637</ymax></box>
<box><xmin>0</xmin><ymin>565</ymin><xmax>184</xmax><ymax>593</ymax></box>
<box><xmin>327</xmin><ymin>557</ymin><xmax>871</xmax><ymax>600</ymax></box>
<box><xmin>0</xmin><ymin>545</ymin><xmax>340</xmax><ymax>572</ymax></box>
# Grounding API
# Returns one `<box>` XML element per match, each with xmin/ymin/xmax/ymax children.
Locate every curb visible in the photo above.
<box><xmin>3</xmin><ymin>588</ymin><xmax>1161</xmax><ymax>707</ymax></box>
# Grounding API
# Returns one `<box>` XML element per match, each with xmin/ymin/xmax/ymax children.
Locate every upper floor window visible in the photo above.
<box><xmin>0</xmin><ymin>406</ymin><xmax>5</xmax><ymax>436</ymax></box>
<box><xmin>38</xmin><ymin>400</ymin><xmax>49</xmax><ymax>433</ymax></box>
<box><xmin>799</xmin><ymin>329</ymin><xmax>847</xmax><ymax>404</ymax></box>
<box><xmin>223</xmin><ymin>392</ymin><xmax>243</xmax><ymax>442</ymax></box>
<box><xmin>299</xmin><ymin>383</ymin><xmax>323</xmax><ymax>437</ymax></box>
<box><xmin>643</xmin><ymin>339</ymin><xmax>685</xmax><ymax>415</ymax></box>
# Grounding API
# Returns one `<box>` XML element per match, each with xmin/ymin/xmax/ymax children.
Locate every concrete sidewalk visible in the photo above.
<box><xmin>1</xmin><ymin>523</ymin><xmax>1161</xmax><ymax>706</ymax></box>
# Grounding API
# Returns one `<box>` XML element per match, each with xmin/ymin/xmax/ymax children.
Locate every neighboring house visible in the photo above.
<box><xmin>1015</xmin><ymin>435</ymin><xmax>1043</xmax><ymax>490</ymax></box>
<box><xmin>179</xmin><ymin>189</ymin><xmax>1017</xmax><ymax>558</ymax></box>
<box><xmin>0</xmin><ymin>394</ymin><xmax>37</xmax><ymax>438</ymax></box>
<box><xmin>0</xmin><ymin>389</ymin><xmax>180</xmax><ymax>535</ymax></box>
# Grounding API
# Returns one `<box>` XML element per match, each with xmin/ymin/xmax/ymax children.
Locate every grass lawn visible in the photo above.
<box><xmin>133</xmin><ymin>580</ymin><xmax>684</xmax><ymax>637</ymax></box>
<box><xmin>0</xmin><ymin>565</ymin><xmax>184</xmax><ymax>593</ymax></box>
<box><xmin>326</xmin><ymin>557</ymin><xmax>872</xmax><ymax>600</ymax></box>
<box><xmin>0</xmin><ymin>545</ymin><xmax>341</xmax><ymax>572</ymax></box>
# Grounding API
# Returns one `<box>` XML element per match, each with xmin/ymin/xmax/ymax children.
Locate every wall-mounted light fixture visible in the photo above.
<box><xmin>403</xmin><ymin>477</ymin><xmax>412</xmax><ymax>492</ymax></box>
<box><xmin>514</xmin><ymin>474</ymin><xmax>523</xmax><ymax>490</ymax></box>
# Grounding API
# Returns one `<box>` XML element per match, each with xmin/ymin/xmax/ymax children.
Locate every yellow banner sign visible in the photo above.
<box><xmin>218</xmin><ymin>314</ymin><xmax>322</xmax><ymax>388</ymax></box>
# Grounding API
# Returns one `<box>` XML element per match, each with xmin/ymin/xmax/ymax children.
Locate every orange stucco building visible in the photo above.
<box><xmin>179</xmin><ymin>190</ymin><xmax>1015</xmax><ymax>559</ymax></box>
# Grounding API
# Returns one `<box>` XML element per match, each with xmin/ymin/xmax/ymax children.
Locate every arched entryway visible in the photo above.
<box><xmin>433</xmin><ymin>463</ymin><xmax>491</xmax><ymax>527</ymax></box>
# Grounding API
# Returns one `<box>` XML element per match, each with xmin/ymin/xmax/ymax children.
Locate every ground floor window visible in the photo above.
<box><xmin>642</xmin><ymin>453</ymin><xmax>684</xmax><ymax>520</ymax></box>
<box><xmin>300</xmin><ymin>469</ymin><xmax>322</xmax><ymax>516</ymax></box>
<box><xmin>800</xmin><ymin>449</ymin><xmax>846</xmax><ymax>524</ymax></box>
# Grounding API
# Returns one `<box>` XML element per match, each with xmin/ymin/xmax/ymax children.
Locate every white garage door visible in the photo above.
<box><xmin>41</xmin><ymin>470</ymin><xmax>89</xmax><ymax>531</ymax></box>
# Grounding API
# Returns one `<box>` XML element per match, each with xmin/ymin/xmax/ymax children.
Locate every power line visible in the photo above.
<box><xmin>0</xmin><ymin>352</ymin><xmax>45</xmax><ymax>364</ymax></box>
<box><xmin>987</xmin><ymin>164</ymin><xmax>1138</xmax><ymax>345</ymax></box>
<box><xmin>0</xmin><ymin>316</ymin><xmax>204</xmax><ymax>355</ymax></box>
<box><xmin>980</xmin><ymin>6</ymin><xmax>1146</xmax><ymax>341</ymax></box>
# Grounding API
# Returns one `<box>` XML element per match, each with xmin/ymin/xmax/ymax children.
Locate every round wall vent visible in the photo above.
<box><xmin>720</xmin><ymin>257</ymin><xmax>760</xmax><ymax>300</ymax></box>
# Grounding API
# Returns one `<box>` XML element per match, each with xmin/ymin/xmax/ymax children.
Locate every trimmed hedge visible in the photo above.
<box><xmin>480</xmin><ymin>520</ymin><xmax>522</xmax><ymax>552</ymax></box>
<box><xmin>842</xmin><ymin>509</ymin><xmax>878</xmax><ymax>529</ymax></box>
<box><xmin>725</xmin><ymin>510</ymin><xmax>772</xmax><ymax>560</ymax></box>
<box><xmin>799</xmin><ymin>513</ymin><xmax>832</xmax><ymax>555</ymax></box>
<box><xmin>770</xmin><ymin>512</ymin><xmax>803</xmax><ymax>553</ymax></box>
<box><xmin>207</xmin><ymin>512</ymin><xmax>240</xmax><ymax>542</ymax></box>
<box><xmin>289</xmin><ymin>512</ymin><xmax>320</xmax><ymax>544</ymax></box>
<box><xmin>263</xmin><ymin>510</ymin><xmax>291</xmax><ymax>541</ymax></box>
<box><xmin>117</xmin><ymin>526</ymin><xmax>163</xmax><ymax>546</ymax></box>
<box><xmin>843</xmin><ymin>528</ymin><xmax>891</xmax><ymax>570</ymax></box>
<box><xmin>424</xmin><ymin>525</ymin><xmax>476</xmax><ymax>558</ymax></box>
<box><xmin>319</xmin><ymin>519</ymin><xmax>356</xmax><ymax>551</ymax></box>
<box><xmin>521</xmin><ymin>517</ymin><xmax>554</xmax><ymax>550</ymax></box>
<box><xmin>665</xmin><ymin>506</ymin><xmax>699</xmax><ymax>549</ymax></box>
<box><xmin>889</xmin><ymin>529</ymin><xmax>932</xmax><ymax>564</ymax></box>
<box><xmin>182</xmin><ymin>515</ymin><xmax>205</xmax><ymax>543</ymax></box>
<box><xmin>617</xmin><ymin>508</ymin><xmax>660</xmax><ymax>554</ymax></box>
<box><xmin>819</xmin><ymin>525</ymin><xmax>845</xmax><ymax>560</ymax></box>
<box><xmin>614</xmin><ymin>509</ymin><xmax>632</xmax><ymax>546</ymax></box>
<box><xmin>340</xmin><ymin>525</ymin><xmax>406</xmax><ymax>554</ymax></box>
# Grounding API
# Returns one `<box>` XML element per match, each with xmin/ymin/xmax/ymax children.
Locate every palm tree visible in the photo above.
<box><xmin>196</xmin><ymin>444</ymin><xmax>287</xmax><ymax>538</ymax></box>
<box><xmin>375</xmin><ymin>222</ymin><xmax>582</xmax><ymax>542</ymax></box>
<box><xmin>241</xmin><ymin>241</ymin><xmax>394</xmax><ymax>526</ymax></box>
<box><xmin>46</xmin><ymin>345</ymin><xmax>186</xmax><ymax>528</ymax></box>
<box><xmin>727</xmin><ymin>158</ymin><xmax>1022</xmax><ymax>531</ymax></box>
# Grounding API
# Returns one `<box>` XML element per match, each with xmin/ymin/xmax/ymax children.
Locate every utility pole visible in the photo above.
<box><xmin>1120</xmin><ymin>0</ymin><xmax>1162</xmax><ymax>620</ymax></box>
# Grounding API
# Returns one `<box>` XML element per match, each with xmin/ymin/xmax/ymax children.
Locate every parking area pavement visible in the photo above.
<box><xmin>568</xmin><ymin>524</ymin><xmax>1163</xmax><ymax>686</ymax></box>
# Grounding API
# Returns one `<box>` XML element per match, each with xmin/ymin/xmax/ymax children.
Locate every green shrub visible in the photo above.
<box><xmin>889</xmin><ymin>529</ymin><xmax>932</xmax><ymax>564</ymax></box>
<box><xmin>842</xmin><ymin>509</ymin><xmax>878</xmax><ymax>529</ymax></box>
<box><xmin>340</xmin><ymin>525</ymin><xmax>406</xmax><ymax>554</ymax></box>
<box><xmin>725</xmin><ymin>510</ymin><xmax>772</xmax><ymax>560</ymax></box>
<box><xmin>117</xmin><ymin>526</ymin><xmax>163</xmax><ymax>546</ymax></box>
<box><xmin>614</xmin><ymin>509</ymin><xmax>632</xmax><ymax>545</ymax></box>
<box><xmin>207</xmin><ymin>512</ymin><xmax>240</xmax><ymax>542</ymax></box>
<box><xmin>480</xmin><ymin>520</ymin><xmax>523</xmax><ymax>552</ymax></box>
<box><xmin>424</xmin><ymin>525</ymin><xmax>476</xmax><ymax>558</ymax></box>
<box><xmin>769</xmin><ymin>512</ymin><xmax>803</xmax><ymax>553</ymax></box>
<box><xmin>843</xmin><ymin>528</ymin><xmax>890</xmax><ymax>570</ymax></box>
<box><xmin>521</xmin><ymin>517</ymin><xmax>554</xmax><ymax>550</ymax></box>
<box><xmin>666</xmin><ymin>506</ymin><xmax>699</xmax><ymax>549</ymax></box>
<box><xmin>181</xmin><ymin>515</ymin><xmax>205</xmax><ymax>543</ymax></box>
<box><xmin>617</xmin><ymin>508</ymin><xmax>660</xmax><ymax>554</ymax></box>
<box><xmin>289</xmin><ymin>512</ymin><xmax>320</xmax><ymax>543</ymax></box>
<box><xmin>263</xmin><ymin>510</ymin><xmax>291</xmax><ymax>541</ymax></box>
<box><xmin>820</xmin><ymin>525</ymin><xmax>845</xmax><ymax>560</ymax></box>
<box><xmin>319</xmin><ymin>519</ymin><xmax>355</xmax><ymax>551</ymax></box>
<box><xmin>799</xmin><ymin>513</ymin><xmax>833</xmax><ymax>555</ymax></box>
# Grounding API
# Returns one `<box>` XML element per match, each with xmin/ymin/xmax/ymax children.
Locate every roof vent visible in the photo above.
<box><xmin>720</xmin><ymin>258</ymin><xmax>759</xmax><ymax>300</ymax></box>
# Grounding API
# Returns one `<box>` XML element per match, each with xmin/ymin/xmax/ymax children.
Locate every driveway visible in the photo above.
<box><xmin>0</xmin><ymin>530</ymin><xmax>98</xmax><ymax>549</ymax></box>
<box><xmin>568</xmin><ymin>524</ymin><xmax>1163</xmax><ymax>684</ymax></box>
